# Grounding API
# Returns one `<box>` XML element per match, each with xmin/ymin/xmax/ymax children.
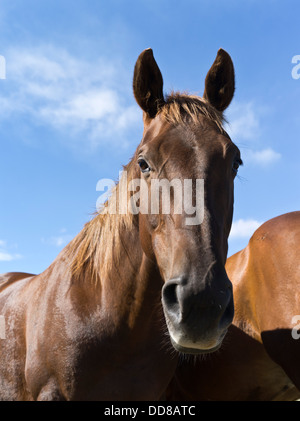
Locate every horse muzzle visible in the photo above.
<box><xmin>161</xmin><ymin>275</ymin><xmax>234</xmax><ymax>354</ymax></box>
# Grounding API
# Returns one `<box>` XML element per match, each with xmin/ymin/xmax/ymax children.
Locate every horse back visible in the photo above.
<box><xmin>228</xmin><ymin>211</ymin><xmax>300</xmax><ymax>394</ymax></box>
<box><xmin>0</xmin><ymin>272</ymin><xmax>36</xmax><ymax>293</ymax></box>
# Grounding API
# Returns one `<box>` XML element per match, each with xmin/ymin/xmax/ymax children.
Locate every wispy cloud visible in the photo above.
<box><xmin>246</xmin><ymin>148</ymin><xmax>281</xmax><ymax>166</ymax></box>
<box><xmin>49</xmin><ymin>236</ymin><xmax>72</xmax><ymax>247</ymax></box>
<box><xmin>230</xmin><ymin>218</ymin><xmax>262</xmax><ymax>239</ymax></box>
<box><xmin>41</xmin><ymin>229</ymin><xmax>73</xmax><ymax>248</ymax></box>
<box><xmin>225</xmin><ymin>101</ymin><xmax>260</xmax><ymax>141</ymax></box>
<box><xmin>0</xmin><ymin>240</ymin><xmax>22</xmax><ymax>262</ymax></box>
<box><xmin>0</xmin><ymin>252</ymin><xmax>17</xmax><ymax>262</ymax></box>
<box><xmin>2</xmin><ymin>45</ymin><xmax>140</xmax><ymax>149</ymax></box>
<box><xmin>225</xmin><ymin>101</ymin><xmax>281</xmax><ymax>168</ymax></box>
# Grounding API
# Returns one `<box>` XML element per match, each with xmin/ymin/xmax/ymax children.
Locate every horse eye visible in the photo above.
<box><xmin>232</xmin><ymin>158</ymin><xmax>242</xmax><ymax>175</ymax></box>
<box><xmin>138</xmin><ymin>158</ymin><xmax>151</xmax><ymax>173</ymax></box>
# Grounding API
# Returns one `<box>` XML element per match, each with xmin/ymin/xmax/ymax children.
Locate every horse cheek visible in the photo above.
<box><xmin>138</xmin><ymin>214</ymin><xmax>156</xmax><ymax>263</ymax></box>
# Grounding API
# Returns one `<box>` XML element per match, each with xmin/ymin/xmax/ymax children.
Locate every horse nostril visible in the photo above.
<box><xmin>162</xmin><ymin>281</ymin><xmax>178</xmax><ymax>306</ymax></box>
<box><xmin>162</xmin><ymin>279</ymin><xmax>182</xmax><ymax>322</ymax></box>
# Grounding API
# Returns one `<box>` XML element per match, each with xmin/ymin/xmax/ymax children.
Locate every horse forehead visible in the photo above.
<box><xmin>143</xmin><ymin>117</ymin><xmax>231</xmax><ymax>160</ymax></box>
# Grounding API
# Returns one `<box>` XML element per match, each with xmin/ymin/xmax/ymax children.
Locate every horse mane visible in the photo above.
<box><xmin>66</xmin><ymin>92</ymin><xmax>226</xmax><ymax>283</ymax></box>
<box><xmin>66</xmin><ymin>159</ymin><xmax>137</xmax><ymax>284</ymax></box>
<box><xmin>159</xmin><ymin>92</ymin><xmax>226</xmax><ymax>133</ymax></box>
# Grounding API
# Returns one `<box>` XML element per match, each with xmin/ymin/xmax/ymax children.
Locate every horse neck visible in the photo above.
<box><xmin>91</xmin><ymin>214</ymin><xmax>163</xmax><ymax>332</ymax></box>
<box><xmin>227</xmin><ymin>247</ymin><xmax>261</xmax><ymax>341</ymax></box>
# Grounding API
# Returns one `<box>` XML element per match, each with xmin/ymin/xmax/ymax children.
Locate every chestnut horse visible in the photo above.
<box><xmin>0</xmin><ymin>48</ymin><xmax>241</xmax><ymax>400</ymax></box>
<box><xmin>166</xmin><ymin>211</ymin><xmax>300</xmax><ymax>401</ymax></box>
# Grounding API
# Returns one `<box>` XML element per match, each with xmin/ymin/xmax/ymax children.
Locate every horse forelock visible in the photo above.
<box><xmin>159</xmin><ymin>92</ymin><xmax>227</xmax><ymax>134</ymax></box>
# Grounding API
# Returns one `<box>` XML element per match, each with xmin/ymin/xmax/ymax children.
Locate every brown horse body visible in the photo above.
<box><xmin>167</xmin><ymin>211</ymin><xmax>300</xmax><ymax>401</ymax></box>
<box><xmin>0</xmin><ymin>258</ymin><xmax>175</xmax><ymax>400</ymax></box>
<box><xmin>0</xmin><ymin>49</ymin><xmax>240</xmax><ymax>400</ymax></box>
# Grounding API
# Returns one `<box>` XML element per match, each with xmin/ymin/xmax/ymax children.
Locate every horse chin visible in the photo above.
<box><xmin>168</xmin><ymin>329</ymin><xmax>227</xmax><ymax>355</ymax></box>
<box><xmin>170</xmin><ymin>338</ymin><xmax>222</xmax><ymax>355</ymax></box>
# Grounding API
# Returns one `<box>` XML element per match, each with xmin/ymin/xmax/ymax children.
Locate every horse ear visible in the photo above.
<box><xmin>133</xmin><ymin>49</ymin><xmax>165</xmax><ymax>119</ymax></box>
<box><xmin>203</xmin><ymin>49</ymin><xmax>235</xmax><ymax>112</ymax></box>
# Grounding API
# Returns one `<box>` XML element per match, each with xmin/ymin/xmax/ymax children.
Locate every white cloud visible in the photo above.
<box><xmin>0</xmin><ymin>252</ymin><xmax>16</xmax><ymax>262</ymax></box>
<box><xmin>1</xmin><ymin>46</ymin><xmax>140</xmax><ymax>149</ymax></box>
<box><xmin>225</xmin><ymin>101</ymin><xmax>281</xmax><ymax>168</ymax></box>
<box><xmin>230</xmin><ymin>219</ymin><xmax>262</xmax><ymax>239</ymax></box>
<box><xmin>225</xmin><ymin>102</ymin><xmax>260</xmax><ymax>141</ymax></box>
<box><xmin>50</xmin><ymin>236</ymin><xmax>71</xmax><ymax>247</ymax></box>
<box><xmin>0</xmin><ymin>240</ymin><xmax>22</xmax><ymax>262</ymax></box>
<box><xmin>41</xmin><ymin>231</ymin><xmax>73</xmax><ymax>248</ymax></box>
<box><xmin>245</xmin><ymin>148</ymin><xmax>281</xmax><ymax>166</ymax></box>
<box><xmin>0</xmin><ymin>252</ymin><xmax>12</xmax><ymax>261</ymax></box>
<box><xmin>9</xmin><ymin>51</ymin><xmax>67</xmax><ymax>82</ymax></box>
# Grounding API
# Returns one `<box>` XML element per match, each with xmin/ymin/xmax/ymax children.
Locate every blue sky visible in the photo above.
<box><xmin>0</xmin><ymin>0</ymin><xmax>299</xmax><ymax>274</ymax></box>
